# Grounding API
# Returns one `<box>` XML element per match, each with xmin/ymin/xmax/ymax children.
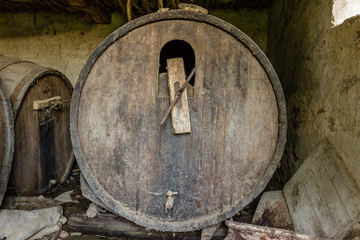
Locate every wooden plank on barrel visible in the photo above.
<box><xmin>33</xmin><ymin>96</ymin><xmax>62</xmax><ymax>110</ymax></box>
<box><xmin>167</xmin><ymin>58</ymin><xmax>191</xmax><ymax>134</ymax></box>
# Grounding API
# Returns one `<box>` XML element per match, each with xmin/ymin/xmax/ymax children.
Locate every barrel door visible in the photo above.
<box><xmin>71</xmin><ymin>11</ymin><xmax>287</xmax><ymax>232</ymax></box>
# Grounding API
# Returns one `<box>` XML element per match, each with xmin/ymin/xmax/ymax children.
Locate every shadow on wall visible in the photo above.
<box><xmin>0</xmin><ymin>12</ymin><xmax>126</xmax><ymax>38</ymax></box>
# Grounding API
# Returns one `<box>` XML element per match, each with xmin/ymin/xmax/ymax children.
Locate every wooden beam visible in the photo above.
<box><xmin>67</xmin><ymin>0</ymin><xmax>111</xmax><ymax>23</ymax></box>
<box><xmin>66</xmin><ymin>212</ymin><xmax>228</xmax><ymax>239</ymax></box>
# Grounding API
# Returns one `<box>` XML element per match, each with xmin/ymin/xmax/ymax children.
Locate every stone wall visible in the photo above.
<box><xmin>268</xmin><ymin>0</ymin><xmax>360</xmax><ymax>187</ymax></box>
<box><xmin>0</xmin><ymin>9</ymin><xmax>267</xmax><ymax>85</ymax></box>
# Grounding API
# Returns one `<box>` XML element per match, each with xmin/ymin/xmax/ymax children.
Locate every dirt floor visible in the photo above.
<box><xmin>2</xmin><ymin>164</ymin><xmax>282</xmax><ymax>240</ymax></box>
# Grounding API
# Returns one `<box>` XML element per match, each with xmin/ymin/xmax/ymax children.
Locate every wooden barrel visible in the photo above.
<box><xmin>0</xmin><ymin>55</ymin><xmax>74</xmax><ymax>196</ymax></box>
<box><xmin>71</xmin><ymin>10</ymin><xmax>287</xmax><ymax>232</ymax></box>
<box><xmin>0</xmin><ymin>84</ymin><xmax>14</xmax><ymax>205</ymax></box>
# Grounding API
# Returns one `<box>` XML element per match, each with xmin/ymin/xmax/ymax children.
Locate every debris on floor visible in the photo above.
<box><xmin>0</xmin><ymin>205</ymin><xmax>66</xmax><ymax>240</ymax></box>
<box><xmin>1</xmin><ymin>165</ymin><xmax>330</xmax><ymax>240</ymax></box>
<box><xmin>55</xmin><ymin>190</ymin><xmax>79</xmax><ymax>204</ymax></box>
<box><xmin>224</xmin><ymin>221</ymin><xmax>327</xmax><ymax>240</ymax></box>
<box><xmin>85</xmin><ymin>202</ymin><xmax>106</xmax><ymax>218</ymax></box>
<box><xmin>284</xmin><ymin>140</ymin><xmax>360</xmax><ymax>239</ymax></box>
<box><xmin>80</xmin><ymin>174</ymin><xmax>113</xmax><ymax>213</ymax></box>
<box><xmin>1</xmin><ymin>195</ymin><xmax>60</xmax><ymax>210</ymax></box>
<box><xmin>252</xmin><ymin>190</ymin><xmax>294</xmax><ymax>230</ymax></box>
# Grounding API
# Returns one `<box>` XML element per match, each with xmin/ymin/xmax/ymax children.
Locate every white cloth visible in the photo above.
<box><xmin>0</xmin><ymin>206</ymin><xmax>66</xmax><ymax>240</ymax></box>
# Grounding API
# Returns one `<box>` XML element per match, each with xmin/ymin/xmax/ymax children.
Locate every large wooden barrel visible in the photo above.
<box><xmin>0</xmin><ymin>55</ymin><xmax>74</xmax><ymax>196</ymax></box>
<box><xmin>0</xmin><ymin>84</ymin><xmax>14</xmax><ymax>205</ymax></box>
<box><xmin>71</xmin><ymin>10</ymin><xmax>287</xmax><ymax>232</ymax></box>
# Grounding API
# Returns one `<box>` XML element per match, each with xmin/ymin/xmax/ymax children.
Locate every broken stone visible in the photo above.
<box><xmin>54</xmin><ymin>190</ymin><xmax>79</xmax><ymax>204</ymax></box>
<box><xmin>251</xmin><ymin>190</ymin><xmax>294</xmax><ymax>230</ymax></box>
<box><xmin>85</xmin><ymin>203</ymin><xmax>106</xmax><ymax>218</ymax></box>
<box><xmin>49</xmin><ymin>179</ymin><xmax>57</xmax><ymax>185</ymax></box>
<box><xmin>59</xmin><ymin>230</ymin><xmax>69</xmax><ymax>239</ymax></box>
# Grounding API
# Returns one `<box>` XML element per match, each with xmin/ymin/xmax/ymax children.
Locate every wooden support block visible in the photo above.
<box><xmin>167</xmin><ymin>58</ymin><xmax>191</xmax><ymax>134</ymax></box>
<box><xmin>66</xmin><ymin>212</ymin><xmax>227</xmax><ymax>239</ymax></box>
<box><xmin>33</xmin><ymin>96</ymin><xmax>62</xmax><ymax>110</ymax></box>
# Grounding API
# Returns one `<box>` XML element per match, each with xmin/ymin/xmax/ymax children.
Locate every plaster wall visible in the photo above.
<box><xmin>0</xmin><ymin>9</ymin><xmax>267</xmax><ymax>85</ymax></box>
<box><xmin>268</xmin><ymin>0</ymin><xmax>360</xmax><ymax>187</ymax></box>
<box><xmin>0</xmin><ymin>12</ymin><xmax>127</xmax><ymax>85</ymax></box>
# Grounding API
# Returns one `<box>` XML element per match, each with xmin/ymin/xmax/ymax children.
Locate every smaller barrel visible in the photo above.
<box><xmin>0</xmin><ymin>84</ymin><xmax>14</xmax><ymax>205</ymax></box>
<box><xmin>0</xmin><ymin>55</ymin><xmax>74</xmax><ymax>196</ymax></box>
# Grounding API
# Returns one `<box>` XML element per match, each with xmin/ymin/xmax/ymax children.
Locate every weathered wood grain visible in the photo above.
<box><xmin>71</xmin><ymin>10</ymin><xmax>287</xmax><ymax>232</ymax></box>
<box><xmin>0</xmin><ymin>55</ymin><xmax>74</xmax><ymax>196</ymax></box>
<box><xmin>166</xmin><ymin>58</ymin><xmax>191</xmax><ymax>134</ymax></box>
<box><xmin>284</xmin><ymin>140</ymin><xmax>360</xmax><ymax>238</ymax></box>
<box><xmin>0</xmin><ymin>84</ymin><xmax>14</xmax><ymax>206</ymax></box>
<box><xmin>225</xmin><ymin>221</ymin><xmax>327</xmax><ymax>240</ymax></box>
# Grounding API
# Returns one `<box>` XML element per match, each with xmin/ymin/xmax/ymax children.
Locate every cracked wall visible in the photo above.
<box><xmin>268</xmin><ymin>0</ymin><xmax>360</xmax><ymax>187</ymax></box>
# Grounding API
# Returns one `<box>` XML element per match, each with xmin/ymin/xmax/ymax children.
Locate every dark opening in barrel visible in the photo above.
<box><xmin>159</xmin><ymin>40</ymin><xmax>195</xmax><ymax>86</ymax></box>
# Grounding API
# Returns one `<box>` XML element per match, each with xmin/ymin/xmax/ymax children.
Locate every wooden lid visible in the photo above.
<box><xmin>0</xmin><ymin>84</ymin><xmax>14</xmax><ymax>205</ymax></box>
<box><xmin>71</xmin><ymin>10</ymin><xmax>287</xmax><ymax>232</ymax></box>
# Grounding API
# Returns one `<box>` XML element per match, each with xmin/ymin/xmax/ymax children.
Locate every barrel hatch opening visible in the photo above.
<box><xmin>159</xmin><ymin>40</ymin><xmax>195</xmax><ymax>86</ymax></box>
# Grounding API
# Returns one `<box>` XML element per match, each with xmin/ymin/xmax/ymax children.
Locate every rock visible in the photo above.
<box><xmin>70</xmin><ymin>232</ymin><xmax>82</xmax><ymax>236</ymax></box>
<box><xmin>59</xmin><ymin>230</ymin><xmax>69</xmax><ymax>239</ymax></box>
<box><xmin>49</xmin><ymin>179</ymin><xmax>57</xmax><ymax>185</ymax></box>
<box><xmin>54</xmin><ymin>190</ymin><xmax>78</xmax><ymax>204</ymax></box>
<box><xmin>85</xmin><ymin>203</ymin><xmax>106</xmax><ymax>218</ymax></box>
<box><xmin>251</xmin><ymin>190</ymin><xmax>294</xmax><ymax>230</ymax></box>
